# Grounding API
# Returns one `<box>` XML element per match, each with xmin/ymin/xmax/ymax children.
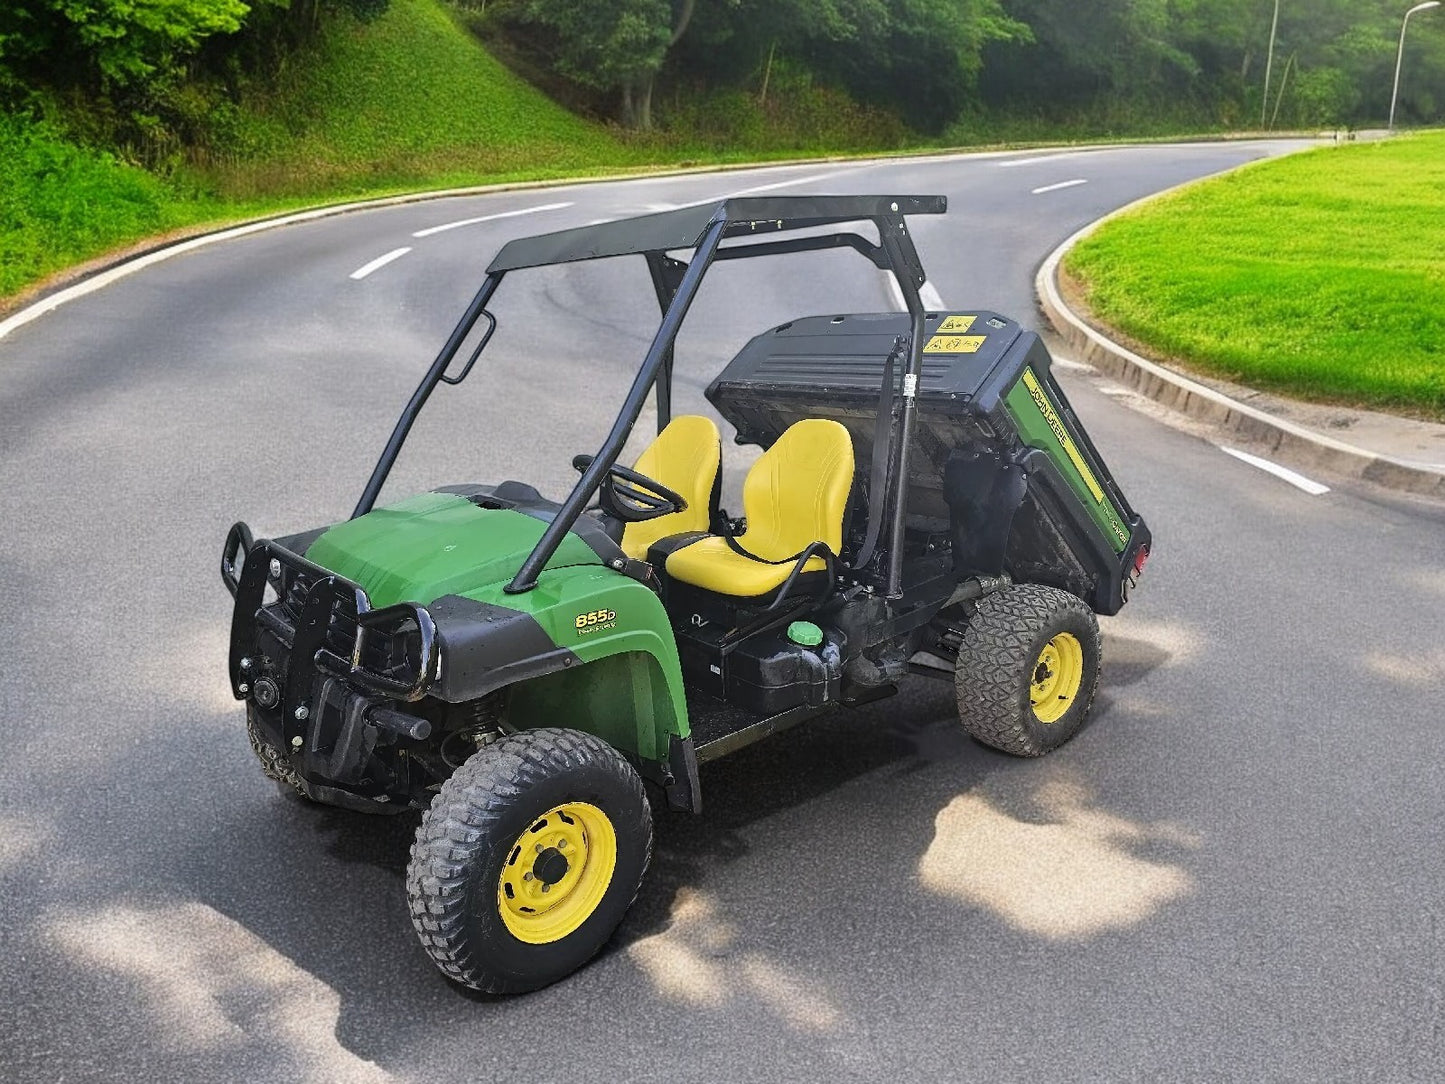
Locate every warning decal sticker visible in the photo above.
<box><xmin>936</xmin><ymin>315</ymin><xmax>976</xmax><ymax>333</ymax></box>
<box><xmin>923</xmin><ymin>334</ymin><xmax>987</xmax><ymax>354</ymax></box>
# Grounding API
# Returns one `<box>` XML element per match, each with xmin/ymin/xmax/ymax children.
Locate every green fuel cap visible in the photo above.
<box><xmin>786</xmin><ymin>621</ymin><xmax>823</xmax><ymax>647</ymax></box>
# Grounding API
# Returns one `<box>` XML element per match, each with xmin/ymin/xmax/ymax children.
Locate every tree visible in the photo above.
<box><xmin>518</xmin><ymin>0</ymin><xmax>681</xmax><ymax>127</ymax></box>
<box><xmin>54</xmin><ymin>0</ymin><xmax>251</xmax><ymax>84</ymax></box>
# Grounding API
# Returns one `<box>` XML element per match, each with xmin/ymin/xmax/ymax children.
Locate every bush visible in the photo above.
<box><xmin>0</xmin><ymin>108</ymin><xmax>197</xmax><ymax>297</ymax></box>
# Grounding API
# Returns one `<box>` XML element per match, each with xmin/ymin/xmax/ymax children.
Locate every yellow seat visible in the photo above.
<box><xmin>666</xmin><ymin>419</ymin><xmax>854</xmax><ymax>598</ymax></box>
<box><xmin>619</xmin><ymin>415</ymin><xmax>722</xmax><ymax>560</ymax></box>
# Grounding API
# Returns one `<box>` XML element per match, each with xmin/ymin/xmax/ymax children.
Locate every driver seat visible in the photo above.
<box><xmin>665</xmin><ymin>419</ymin><xmax>854</xmax><ymax>599</ymax></box>
<box><xmin>619</xmin><ymin>415</ymin><xmax>722</xmax><ymax>560</ymax></box>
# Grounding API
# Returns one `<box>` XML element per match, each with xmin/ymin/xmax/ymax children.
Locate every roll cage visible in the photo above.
<box><xmin>351</xmin><ymin>194</ymin><xmax>949</xmax><ymax>599</ymax></box>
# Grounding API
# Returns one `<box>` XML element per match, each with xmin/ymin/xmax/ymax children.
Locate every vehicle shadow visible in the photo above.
<box><xmin>21</xmin><ymin>638</ymin><xmax>1184</xmax><ymax>1080</ymax></box>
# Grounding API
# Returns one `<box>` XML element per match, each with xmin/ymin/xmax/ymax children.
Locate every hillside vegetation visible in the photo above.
<box><xmin>204</xmin><ymin>0</ymin><xmax>637</xmax><ymax>198</ymax></box>
<box><xmin>1065</xmin><ymin>132</ymin><xmax>1445</xmax><ymax>417</ymax></box>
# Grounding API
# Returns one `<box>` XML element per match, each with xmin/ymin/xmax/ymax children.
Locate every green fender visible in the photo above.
<box><xmin>467</xmin><ymin>565</ymin><xmax>691</xmax><ymax>762</ymax></box>
<box><xmin>299</xmin><ymin>491</ymin><xmax>690</xmax><ymax>764</ymax></box>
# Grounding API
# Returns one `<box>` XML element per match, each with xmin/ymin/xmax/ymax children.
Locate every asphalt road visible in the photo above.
<box><xmin>4</xmin><ymin>141</ymin><xmax>1444</xmax><ymax>1083</ymax></box>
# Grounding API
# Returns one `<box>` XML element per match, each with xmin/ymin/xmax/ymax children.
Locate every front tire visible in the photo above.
<box><xmin>406</xmin><ymin>727</ymin><xmax>652</xmax><ymax>994</ymax></box>
<box><xmin>953</xmin><ymin>584</ymin><xmax>1101</xmax><ymax>757</ymax></box>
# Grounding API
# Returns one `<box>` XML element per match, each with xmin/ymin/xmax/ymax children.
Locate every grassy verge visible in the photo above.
<box><xmin>1064</xmin><ymin>132</ymin><xmax>1445</xmax><ymax>419</ymax></box>
<box><xmin>0</xmin><ymin>113</ymin><xmax>216</xmax><ymax>300</ymax></box>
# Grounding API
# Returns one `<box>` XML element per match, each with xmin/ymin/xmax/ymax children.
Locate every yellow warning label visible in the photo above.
<box><xmin>936</xmin><ymin>315</ymin><xmax>976</xmax><ymax>333</ymax></box>
<box><xmin>923</xmin><ymin>334</ymin><xmax>986</xmax><ymax>354</ymax></box>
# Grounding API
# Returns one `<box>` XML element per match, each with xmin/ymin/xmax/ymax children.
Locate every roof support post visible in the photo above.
<box><xmin>645</xmin><ymin>253</ymin><xmax>690</xmax><ymax>433</ymax></box>
<box><xmin>352</xmin><ymin>271</ymin><xmax>503</xmax><ymax>519</ymax></box>
<box><xmin>507</xmin><ymin>219</ymin><xmax>728</xmax><ymax>593</ymax></box>
<box><xmin>877</xmin><ymin>217</ymin><xmax>928</xmax><ymax>599</ymax></box>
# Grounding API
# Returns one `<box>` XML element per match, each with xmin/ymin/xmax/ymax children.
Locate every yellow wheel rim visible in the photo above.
<box><xmin>497</xmin><ymin>802</ymin><xmax>617</xmax><ymax>945</ymax></box>
<box><xmin>1030</xmin><ymin>633</ymin><xmax>1084</xmax><ymax>724</ymax></box>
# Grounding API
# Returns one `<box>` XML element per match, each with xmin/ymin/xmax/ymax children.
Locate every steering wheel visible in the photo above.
<box><xmin>572</xmin><ymin>455</ymin><xmax>687</xmax><ymax>523</ymax></box>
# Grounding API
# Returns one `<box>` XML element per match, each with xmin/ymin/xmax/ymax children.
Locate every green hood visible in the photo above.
<box><xmin>302</xmin><ymin>491</ymin><xmax>601</xmax><ymax>608</ymax></box>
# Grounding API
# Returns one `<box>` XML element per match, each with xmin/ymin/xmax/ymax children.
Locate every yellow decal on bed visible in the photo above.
<box><xmin>924</xmin><ymin>334</ymin><xmax>986</xmax><ymax>354</ymax></box>
<box><xmin>1021</xmin><ymin>369</ymin><xmax>1107</xmax><ymax>505</ymax></box>
<box><xmin>936</xmin><ymin>314</ymin><xmax>977</xmax><ymax>333</ymax></box>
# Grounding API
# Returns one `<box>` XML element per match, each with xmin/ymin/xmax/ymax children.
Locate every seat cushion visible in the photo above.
<box><xmin>664</xmin><ymin>418</ymin><xmax>853</xmax><ymax>599</ymax></box>
<box><xmin>665</xmin><ymin>537</ymin><xmax>828</xmax><ymax>598</ymax></box>
<box><xmin>620</xmin><ymin>415</ymin><xmax>721</xmax><ymax>560</ymax></box>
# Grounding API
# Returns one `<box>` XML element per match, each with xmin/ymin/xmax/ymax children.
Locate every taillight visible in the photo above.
<box><xmin>1132</xmin><ymin>545</ymin><xmax>1150</xmax><ymax>576</ymax></box>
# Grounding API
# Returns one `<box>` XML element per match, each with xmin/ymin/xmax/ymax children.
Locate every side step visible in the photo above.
<box><xmin>687</xmin><ymin>684</ymin><xmax>897</xmax><ymax>764</ymax></box>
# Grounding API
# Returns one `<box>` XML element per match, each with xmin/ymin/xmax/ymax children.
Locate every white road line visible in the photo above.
<box><xmin>998</xmin><ymin>152</ymin><xmax>1088</xmax><ymax>168</ymax></box>
<box><xmin>1220</xmin><ymin>446</ymin><xmax>1331</xmax><ymax>495</ymax></box>
<box><xmin>348</xmin><ymin>247</ymin><xmax>412</xmax><ymax>280</ymax></box>
<box><xmin>1032</xmin><ymin>179</ymin><xmax>1089</xmax><ymax>195</ymax></box>
<box><xmin>410</xmin><ymin>201</ymin><xmax>573</xmax><ymax>238</ymax></box>
<box><xmin>729</xmin><ymin>171</ymin><xmax>848</xmax><ymax>196</ymax></box>
<box><xmin>628</xmin><ymin>169</ymin><xmax>851</xmax><ymax>217</ymax></box>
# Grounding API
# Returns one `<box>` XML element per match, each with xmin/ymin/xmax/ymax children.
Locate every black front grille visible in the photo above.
<box><xmin>233</xmin><ymin>538</ymin><xmax>436</xmax><ymax>704</ymax></box>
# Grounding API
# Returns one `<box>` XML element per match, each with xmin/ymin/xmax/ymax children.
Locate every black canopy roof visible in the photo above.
<box><xmin>486</xmin><ymin>194</ymin><xmax>947</xmax><ymax>273</ymax></box>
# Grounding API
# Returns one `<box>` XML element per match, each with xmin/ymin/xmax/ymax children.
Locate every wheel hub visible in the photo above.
<box><xmin>497</xmin><ymin>802</ymin><xmax>618</xmax><ymax>944</ymax></box>
<box><xmin>532</xmin><ymin>846</ymin><xmax>570</xmax><ymax>886</ymax></box>
<box><xmin>1030</xmin><ymin>632</ymin><xmax>1084</xmax><ymax>724</ymax></box>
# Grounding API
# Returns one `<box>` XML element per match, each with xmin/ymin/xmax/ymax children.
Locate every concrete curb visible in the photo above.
<box><xmin>1035</xmin><ymin>185</ymin><xmax>1445</xmax><ymax>501</ymax></box>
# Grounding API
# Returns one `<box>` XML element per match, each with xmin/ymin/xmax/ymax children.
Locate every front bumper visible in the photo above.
<box><xmin>223</xmin><ymin>521</ymin><xmax>438</xmax><ymax>729</ymax></box>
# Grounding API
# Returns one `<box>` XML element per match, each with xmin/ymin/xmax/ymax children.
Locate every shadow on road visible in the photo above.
<box><xmin>13</xmin><ymin>640</ymin><xmax>1196</xmax><ymax>1081</ymax></box>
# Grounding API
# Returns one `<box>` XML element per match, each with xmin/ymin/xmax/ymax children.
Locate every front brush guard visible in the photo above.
<box><xmin>224</xmin><ymin>523</ymin><xmax>438</xmax><ymax>747</ymax></box>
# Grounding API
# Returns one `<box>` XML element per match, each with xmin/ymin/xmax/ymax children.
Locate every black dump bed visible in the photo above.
<box><xmin>706</xmin><ymin>312</ymin><xmax>1150</xmax><ymax>614</ymax></box>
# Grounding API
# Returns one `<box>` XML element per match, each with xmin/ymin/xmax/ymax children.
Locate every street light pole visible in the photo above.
<box><xmin>1262</xmin><ymin>0</ymin><xmax>1281</xmax><ymax>128</ymax></box>
<box><xmin>1390</xmin><ymin>1</ymin><xmax>1441</xmax><ymax>129</ymax></box>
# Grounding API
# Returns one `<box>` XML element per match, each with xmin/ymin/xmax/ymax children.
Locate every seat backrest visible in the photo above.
<box><xmin>621</xmin><ymin>414</ymin><xmax>722</xmax><ymax>560</ymax></box>
<box><xmin>740</xmin><ymin>418</ymin><xmax>854</xmax><ymax>561</ymax></box>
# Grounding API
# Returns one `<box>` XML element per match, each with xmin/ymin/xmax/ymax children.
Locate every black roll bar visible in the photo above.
<box><xmin>505</xmin><ymin>217</ymin><xmax>729</xmax><ymax>593</ymax></box>
<box><xmin>348</xmin><ymin>196</ymin><xmax>942</xmax><ymax>601</ymax></box>
<box><xmin>877</xmin><ymin>219</ymin><xmax>929</xmax><ymax>599</ymax></box>
<box><xmin>352</xmin><ymin>271</ymin><xmax>504</xmax><ymax>519</ymax></box>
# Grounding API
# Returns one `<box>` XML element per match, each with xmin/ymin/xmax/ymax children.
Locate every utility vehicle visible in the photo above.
<box><xmin>221</xmin><ymin>195</ymin><xmax>1151</xmax><ymax>993</ymax></box>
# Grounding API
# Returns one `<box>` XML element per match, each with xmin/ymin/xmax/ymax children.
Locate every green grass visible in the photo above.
<box><xmin>204</xmin><ymin>0</ymin><xmax>643</xmax><ymax>199</ymax></box>
<box><xmin>0</xmin><ymin>112</ymin><xmax>219</xmax><ymax>298</ymax></box>
<box><xmin>1064</xmin><ymin>132</ymin><xmax>1445</xmax><ymax>418</ymax></box>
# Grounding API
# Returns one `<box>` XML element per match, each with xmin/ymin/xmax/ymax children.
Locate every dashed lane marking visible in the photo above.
<box><xmin>997</xmin><ymin>152</ymin><xmax>1090</xmax><ymax>168</ymax></box>
<box><xmin>410</xmin><ymin>201</ymin><xmax>573</xmax><ymax>238</ymax></box>
<box><xmin>348</xmin><ymin>247</ymin><xmax>413</xmax><ymax>281</ymax></box>
<box><xmin>1032</xmin><ymin>179</ymin><xmax>1090</xmax><ymax>195</ymax></box>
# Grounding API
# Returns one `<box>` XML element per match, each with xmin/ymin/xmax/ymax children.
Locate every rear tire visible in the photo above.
<box><xmin>406</xmin><ymin>727</ymin><xmax>652</xmax><ymax>994</ymax></box>
<box><xmin>953</xmin><ymin>584</ymin><xmax>1100</xmax><ymax>757</ymax></box>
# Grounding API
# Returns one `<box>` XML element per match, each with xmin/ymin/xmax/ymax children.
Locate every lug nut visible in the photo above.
<box><xmin>294</xmin><ymin>706</ymin><xmax>309</xmax><ymax>721</ymax></box>
<box><xmin>541</xmin><ymin>884</ymin><xmax>550</xmax><ymax>893</ymax></box>
<box><xmin>523</xmin><ymin>872</ymin><xmax>533</xmax><ymax>882</ymax></box>
<box><xmin>291</xmin><ymin>736</ymin><xmax>303</xmax><ymax>749</ymax></box>
<box><xmin>238</xmin><ymin>683</ymin><xmax>250</xmax><ymax>694</ymax></box>
<box><xmin>239</xmin><ymin>657</ymin><xmax>253</xmax><ymax>672</ymax></box>
<box><xmin>269</xmin><ymin>558</ymin><xmax>282</xmax><ymax>580</ymax></box>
